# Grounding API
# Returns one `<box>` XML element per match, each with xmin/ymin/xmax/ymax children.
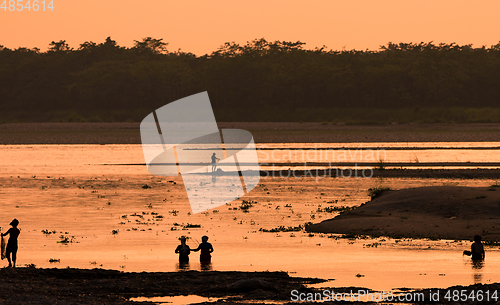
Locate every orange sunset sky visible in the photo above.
<box><xmin>1</xmin><ymin>0</ymin><xmax>500</xmax><ymax>55</ymax></box>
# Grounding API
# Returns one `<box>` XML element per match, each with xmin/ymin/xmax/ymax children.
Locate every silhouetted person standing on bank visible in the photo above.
<box><xmin>211</xmin><ymin>153</ymin><xmax>219</xmax><ymax>172</ymax></box>
<box><xmin>175</xmin><ymin>237</ymin><xmax>191</xmax><ymax>263</ymax></box>
<box><xmin>193</xmin><ymin>235</ymin><xmax>214</xmax><ymax>264</ymax></box>
<box><xmin>471</xmin><ymin>235</ymin><xmax>485</xmax><ymax>260</ymax></box>
<box><xmin>1</xmin><ymin>219</ymin><xmax>20</xmax><ymax>268</ymax></box>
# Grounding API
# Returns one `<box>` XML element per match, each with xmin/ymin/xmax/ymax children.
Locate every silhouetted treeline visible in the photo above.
<box><xmin>2</xmin><ymin>37</ymin><xmax>500</xmax><ymax>123</ymax></box>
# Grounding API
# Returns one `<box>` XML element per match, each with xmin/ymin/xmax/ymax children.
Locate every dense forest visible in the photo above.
<box><xmin>1</xmin><ymin>37</ymin><xmax>500</xmax><ymax>123</ymax></box>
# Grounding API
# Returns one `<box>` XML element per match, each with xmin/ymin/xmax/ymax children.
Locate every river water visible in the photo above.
<box><xmin>0</xmin><ymin>143</ymin><xmax>499</xmax><ymax>292</ymax></box>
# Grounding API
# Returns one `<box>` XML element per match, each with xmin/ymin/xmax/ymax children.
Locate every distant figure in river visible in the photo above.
<box><xmin>211</xmin><ymin>153</ymin><xmax>220</xmax><ymax>172</ymax></box>
<box><xmin>1</xmin><ymin>219</ymin><xmax>20</xmax><ymax>268</ymax></box>
<box><xmin>192</xmin><ymin>235</ymin><xmax>214</xmax><ymax>264</ymax></box>
<box><xmin>175</xmin><ymin>237</ymin><xmax>191</xmax><ymax>263</ymax></box>
<box><xmin>471</xmin><ymin>235</ymin><xmax>485</xmax><ymax>260</ymax></box>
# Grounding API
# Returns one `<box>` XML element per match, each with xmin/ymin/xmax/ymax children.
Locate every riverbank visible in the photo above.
<box><xmin>0</xmin><ymin>267</ymin><xmax>323</xmax><ymax>304</ymax></box>
<box><xmin>2</xmin><ymin>122</ymin><xmax>500</xmax><ymax>144</ymax></box>
<box><xmin>1</xmin><ymin>267</ymin><xmax>498</xmax><ymax>304</ymax></box>
<box><xmin>307</xmin><ymin>186</ymin><xmax>500</xmax><ymax>240</ymax></box>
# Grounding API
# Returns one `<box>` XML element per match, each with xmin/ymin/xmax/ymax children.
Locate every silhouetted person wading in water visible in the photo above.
<box><xmin>193</xmin><ymin>235</ymin><xmax>214</xmax><ymax>264</ymax></box>
<box><xmin>1</xmin><ymin>219</ymin><xmax>20</xmax><ymax>268</ymax></box>
<box><xmin>471</xmin><ymin>235</ymin><xmax>485</xmax><ymax>260</ymax></box>
<box><xmin>175</xmin><ymin>236</ymin><xmax>191</xmax><ymax>262</ymax></box>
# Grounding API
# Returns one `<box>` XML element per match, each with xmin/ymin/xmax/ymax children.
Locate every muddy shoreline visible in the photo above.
<box><xmin>2</xmin><ymin>122</ymin><xmax>500</xmax><ymax>144</ymax></box>
<box><xmin>0</xmin><ymin>267</ymin><xmax>498</xmax><ymax>304</ymax></box>
<box><xmin>0</xmin><ymin>268</ymin><xmax>322</xmax><ymax>304</ymax></box>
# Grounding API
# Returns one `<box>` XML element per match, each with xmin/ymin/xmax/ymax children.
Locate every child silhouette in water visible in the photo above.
<box><xmin>175</xmin><ymin>237</ymin><xmax>191</xmax><ymax>262</ymax></box>
<box><xmin>193</xmin><ymin>235</ymin><xmax>214</xmax><ymax>264</ymax></box>
<box><xmin>1</xmin><ymin>219</ymin><xmax>20</xmax><ymax>267</ymax></box>
<box><xmin>471</xmin><ymin>235</ymin><xmax>485</xmax><ymax>260</ymax></box>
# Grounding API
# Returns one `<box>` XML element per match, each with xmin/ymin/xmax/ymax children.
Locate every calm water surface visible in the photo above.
<box><xmin>0</xmin><ymin>144</ymin><xmax>499</xmax><ymax>292</ymax></box>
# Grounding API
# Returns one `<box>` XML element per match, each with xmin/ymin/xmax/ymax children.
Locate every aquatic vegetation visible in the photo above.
<box><xmin>363</xmin><ymin>242</ymin><xmax>381</xmax><ymax>248</ymax></box>
<box><xmin>41</xmin><ymin>229</ymin><xmax>56</xmax><ymax>235</ymax></box>
<box><xmin>483</xmin><ymin>240</ymin><xmax>500</xmax><ymax>247</ymax></box>
<box><xmin>339</xmin><ymin>233</ymin><xmax>370</xmax><ymax>240</ymax></box>
<box><xmin>317</xmin><ymin>205</ymin><xmax>357</xmax><ymax>213</ymax></box>
<box><xmin>240</xmin><ymin>200</ymin><xmax>257</xmax><ymax>212</ymax></box>
<box><xmin>25</xmin><ymin>263</ymin><xmax>36</xmax><ymax>268</ymax></box>
<box><xmin>259</xmin><ymin>222</ymin><xmax>312</xmax><ymax>233</ymax></box>
<box><xmin>184</xmin><ymin>223</ymin><xmax>201</xmax><ymax>228</ymax></box>
<box><xmin>367</xmin><ymin>187</ymin><xmax>391</xmax><ymax>199</ymax></box>
<box><xmin>58</xmin><ymin>235</ymin><xmax>76</xmax><ymax>244</ymax></box>
<box><xmin>48</xmin><ymin>258</ymin><xmax>60</xmax><ymax>263</ymax></box>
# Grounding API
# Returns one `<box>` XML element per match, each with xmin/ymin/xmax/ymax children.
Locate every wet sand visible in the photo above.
<box><xmin>307</xmin><ymin>186</ymin><xmax>500</xmax><ymax>240</ymax></box>
<box><xmin>2</xmin><ymin>122</ymin><xmax>500</xmax><ymax>144</ymax></box>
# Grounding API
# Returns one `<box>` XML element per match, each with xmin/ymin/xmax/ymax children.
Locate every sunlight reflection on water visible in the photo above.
<box><xmin>0</xmin><ymin>144</ymin><xmax>499</xmax><ymax>292</ymax></box>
